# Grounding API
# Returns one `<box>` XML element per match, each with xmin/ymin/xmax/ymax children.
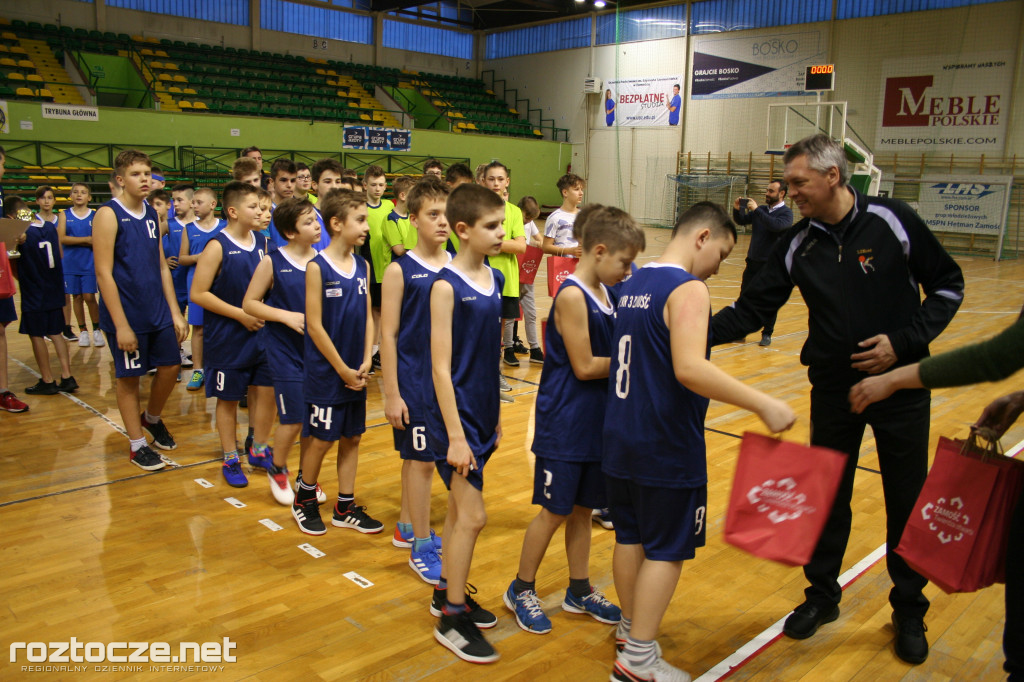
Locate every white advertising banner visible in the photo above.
<box><xmin>41</xmin><ymin>103</ymin><xmax>99</xmax><ymax>122</ymax></box>
<box><xmin>876</xmin><ymin>53</ymin><xmax>1013</xmax><ymax>153</ymax></box>
<box><xmin>602</xmin><ymin>75</ymin><xmax>685</xmax><ymax>127</ymax></box>
<box><xmin>690</xmin><ymin>31</ymin><xmax>827</xmax><ymax>99</ymax></box>
<box><xmin>917</xmin><ymin>175</ymin><xmax>1012</xmax><ymax>257</ymax></box>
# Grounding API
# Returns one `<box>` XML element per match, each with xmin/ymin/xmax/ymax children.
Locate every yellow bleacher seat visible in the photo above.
<box><xmin>192</xmin><ymin>101</ymin><xmax>207</xmax><ymax>110</ymax></box>
<box><xmin>150</xmin><ymin>61</ymin><xmax>163</xmax><ymax>69</ymax></box>
<box><xmin>15</xmin><ymin>87</ymin><xmax>34</xmax><ymax>97</ymax></box>
<box><xmin>315</xmin><ymin>68</ymin><xmax>326</xmax><ymax>75</ymax></box>
<box><xmin>9</xmin><ymin>46</ymin><xmax>26</xmax><ymax>55</ymax></box>
<box><xmin>167</xmin><ymin>86</ymin><xmax>182</xmax><ymax>94</ymax></box>
<box><xmin>38</xmin><ymin>88</ymin><xmax>52</xmax><ymax>99</ymax></box>
<box><xmin>360</xmin><ymin>114</ymin><xmax>370</xmax><ymax>121</ymax></box>
<box><xmin>172</xmin><ymin>74</ymin><xmax>187</xmax><ymax>83</ymax></box>
<box><xmin>140</xmin><ymin>48</ymin><xmax>154</xmax><ymax>56</ymax></box>
<box><xmin>178</xmin><ymin>100</ymin><xmax>193</xmax><ymax>109</ymax></box>
<box><xmin>1</xmin><ymin>31</ymin><xmax>16</xmax><ymax>41</ymax></box>
<box><xmin>162</xmin><ymin>62</ymin><xmax>177</xmax><ymax>70</ymax></box>
<box><xmin>183</xmin><ymin>87</ymin><xmax>196</xmax><ymax>95</ymax></box>
<box><xmin>534</xmin><ymin>129</ymin><xmax>542</xmax><ymax>136</ymax></box>
<box><xmin>18</xmin><ymin>59</ymin><xmax>35</xmax><ymax>70</ymax></box>
<box><xmin>0</xmin><ymin>57</ymin><xmax>16</xmax><ymax>68</ymax></box>
<box><xmin>157</xmin><ymin>73</ymin><xmax>172</xmax><ymax>81</ymax></box>
<box><xmin>26</xmin><ymin>74</ymin><xmax>43</xmax><ymax>83</ymax></box>
<box><xmin>7</xmin><ymin>72</ymin><xmax>25</xmax><ymax>81</ymax></box>
<box><xmin>155</xmin><ymin>50</ymin><xmax>169</xmax><ymax>57</ymax></box>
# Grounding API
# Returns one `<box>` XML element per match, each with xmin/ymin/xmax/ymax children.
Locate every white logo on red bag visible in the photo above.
<box><xmin>746</xmin><ymin>477</ymin><xmax>818</xmax><ymax>524</ymax></box>
<box><xmin>521</xmin><ymin>258</ymin><xmax>539</xmax><ymax>275</ymax></box>
<box><xmin>920</xmin><ymin>496</ymin><xmax>973</xmax><ymax>544</ymax></box>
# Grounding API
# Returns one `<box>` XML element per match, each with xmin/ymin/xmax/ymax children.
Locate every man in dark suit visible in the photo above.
<box><xmin>732</xmin><ymin>180</ymin><xmax>794</xmax><ymax>346</ymax></box>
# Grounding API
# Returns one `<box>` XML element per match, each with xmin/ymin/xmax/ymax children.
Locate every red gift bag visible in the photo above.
<box><xmin>0</xmin><ymin>243</ymin><xmax>16</xmax><ymax>299</ymax></box>
<box><xmin>517</xmin><ymin>245</ymin><xmax>543</xmax><ymax>286</ymax></box>
<box><xmin>724</xmin><ymin>433</ymin><xmax>847</xmax><ymax>566</ymax></box>
<box><xmin>546</xmin><ymin>256</ymin><xmax>577</xmax><ymax>298</ymax></box>
<box><xmin>896</xmin><ymin>434</ymin><xmax>1024</xmax><ymax>593</ymax></box>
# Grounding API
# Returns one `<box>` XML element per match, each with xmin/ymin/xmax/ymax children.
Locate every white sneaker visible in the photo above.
<box><xmin>268</xmin><ymin>469</ymin><xmax>295</xmax><ymax>505</ymax></box>
<box><xmin>78</xmin><ymin>331</ymin><xmax>90</xmax><ymax>347</ymax></box>
<box><xmin>92</xmin><ymin>329</ymin><xmax>105</xmax><ymax>347</ymax></box>
<box><xmin>611</xmin><ymin>655</ymin><xmax>690</xmax><ymax>682</ymax></box>
<box><xmin>499</xmin><ymin>374</ymin><xmax>512</xmax><ymax>392</ymax></box>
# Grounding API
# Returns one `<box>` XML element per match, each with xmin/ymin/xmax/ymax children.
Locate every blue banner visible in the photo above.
<box><xmin>343</xmin><ymin>127</ymin><xmax>412</xmax><ymax>151</ymax></box>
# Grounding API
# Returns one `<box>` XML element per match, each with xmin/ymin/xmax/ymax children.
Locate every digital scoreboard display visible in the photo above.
<box><xmin>804</xmin><ymin>64</ymin><xmax>835</xmax><ymax>92</ymax></box>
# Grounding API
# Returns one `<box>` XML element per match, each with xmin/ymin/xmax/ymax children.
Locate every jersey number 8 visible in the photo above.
<box><xmin>614</xmin><ymin>335</ymin><xmax>632</xmax><ymax>399</ymax></box>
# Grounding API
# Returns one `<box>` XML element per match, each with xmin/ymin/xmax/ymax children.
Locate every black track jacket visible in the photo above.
<box><xmin>711</xmin><ymin>188</ymin><xmax>965</xmax><ymax>390</ymax></box>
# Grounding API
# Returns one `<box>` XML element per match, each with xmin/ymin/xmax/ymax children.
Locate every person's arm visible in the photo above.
<box><xmin>178</xmin><ymin>226</ymin><xmax>199</xmax><ymax>267</ymax></box>
<box><xmin>555</xmin><ymin>286</ymin><xmax>609</xmax><ymax>380</ymax></box>
<box><xmin>542</xmin><ymin>233</ymin><xmax>582</xmax><ymax>258</ymax></box>
<box><xmin>158</xmin><ymin>235</ymin><xmax>189</xmax><ymax>342</ymax></box>
<box><xmin>359</xmin><ymin>256</ymin><xmax>374</xmax><ymax>378</ymax></box>
<box><xmin>304</xmin><ymin>260</ymin><xmax>363</xmax><ymax>390</ymax></box>
<box><xmin>242</xmin><ymin>257</ymin><xmax>304</xmax><ymax>333</ymax></box>
<box><xmin>731</xmin><ymin>202</ymin><xmax>754</xmax><ymax>226</ymax></box>
<box><xmin>57</xmin><ymin>212</ymin><xmax>91</xmax><ymax>247</ymax></box>
<box><xmin>93</xmin><ymin>206</ymin><xmax>137</xmax><ymax>351</ymax></box>
<box><xmin>710</xmin><ymin>236</ymin><xmax>795</xmax><ymax>345</ymax></box>
<box><xmin>757</xmin><ymin>205</ymin><xmax>794</xmax><ymax>233</ymax></box>
<box><xmin>670</xmin><ymin>280</ymin><xmax>796</xmax><ymax>432</ymax></box>
<box><xmin>380</xmin><ymin>262</ymin><xmax>408</xmax><ymax>429</ymax></box>
<box><xmin>849</xmin><ymin>312</ymin><xmax>1024</xmax><ymax>412</ymax></box>
<box><xmin>430</xmin><ymin>279</ymin><xmax>475</xmax><ymax>476</ymax></box>
<box><xmin>383</xmin><ymin>219</ymin><xmax>407</xmax><ymax>258</ymax></box>
<box><xmin>190</xmin><ymin>240</ymin><xmax>262</xmax><ymax>331</ymax></box>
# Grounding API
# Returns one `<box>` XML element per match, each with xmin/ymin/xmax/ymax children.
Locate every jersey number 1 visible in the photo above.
<box><xmin>614</xmin><ymin>335</ymin><xmax>632</xmax><ymax>399</ymax></box>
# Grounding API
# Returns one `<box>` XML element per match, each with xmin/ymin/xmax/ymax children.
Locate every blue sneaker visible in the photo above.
<box><xmin>186</xmin><ymin>369</ymin><xmax>204</xmax><ymax>391</ymax></box>
<box><xmin>392</xmin><ymin>526</ymin><xmax>443</xmax><ymax>553</ymax></box>
<box><xmin>248</xmin><ymin>444</ymin><xmax>273</xmax><ymax>471</ymax></box>
<box><xmin>222</xmin><ymin>457</ymin><xmax>248</xmax><ymax>488</ymax></box>
<box><xmin>409</xmin><ymin>544</ymin><xmax>443</xmax><ymax>585</ymax></box>
<box><xmin>503</xmin><ymin>580</ymin><xmax>551</xmax><ymax>634</ymax></box>
<box><xmin>562</xmin><ymin>587</ymin><xmax>621</xmax><ymax>624</ymax></box>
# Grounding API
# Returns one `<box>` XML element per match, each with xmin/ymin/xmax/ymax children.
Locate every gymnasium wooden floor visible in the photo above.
<box><xmin>1</xmin><ymin>228</ymin><xmax>1021</xmax><ymax>681</ymax></box>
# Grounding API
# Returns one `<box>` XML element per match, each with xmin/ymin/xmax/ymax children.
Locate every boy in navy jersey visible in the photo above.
<box><xmin>179</xmin><ymin>187</ymin><xmax>225</xmax><ymax>391</ymax></box>
<box><xmin>604</xmin><ymin>202</ymin><xmax>796</xmax><ymax>682</ymax></box>
<box><xmin>427</xmin><ymin>183</ymin><xmax>506</xmax><ymax>664</ymax></box>
<box><xmin>8</xmin><ymin>195</ymin><xmax>76</xmax><ymax>396</ymax></box>
<box><xmin>291</xmin><ymin>189</ymin><xmax>382</xmax><ymax>536</ymax></box>
<box><xmin>242</xmin><ymin>197</ymin><xmax>321</xmax><ymax>505</ymax></box>
<box><xmin>380</xmin><ymin>177</ymin><xmax>450</xmax><ymax>584</ymax></box>
<box><xmin>57</xmin><ymin>183</ymin><xmax>103</xmax><ymax>347</ymax></box>
<box><xmin>504</xmin><ymin>205</ymin><xmax>644</xmax><ymax>636</ymax></box>
<box><xmin>166</xmin><ymin>184</ymin><xmax>195</xmax><ymax>314</ymax></box>
<box><xmin>191</xmin><ymin>182</ymin><xmax>274</xmax><ymax>488</ymax></box>
<box><xmin>94</xmin><ymin>150</ymin><xmax>188</xmax><ymax>471</ymax></box>
<box><xmin>35</xmin><ymin>185</ymin><xmax>75</xmax><ymax>342</ymax></box>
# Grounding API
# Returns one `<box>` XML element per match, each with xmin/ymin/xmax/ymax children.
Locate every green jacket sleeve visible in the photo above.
<box><xmin>919</xmin><ymin>313</ymin><xmax>1024</xmax><ymax>389</ymax></box>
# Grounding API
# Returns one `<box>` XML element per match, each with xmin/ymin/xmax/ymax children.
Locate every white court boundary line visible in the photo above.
<box><xmin>695</xmin><ymin>544</ymin><xmax>888</xmax><ymax>682</ymax></box>
<box><xmin>11</xmin><ymin>357</ymin><xmax>180</xmax><ymax>467</ymax></box>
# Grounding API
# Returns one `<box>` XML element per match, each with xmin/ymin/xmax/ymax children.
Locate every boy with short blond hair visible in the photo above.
<box><xmin>94</xmin><ymin>150</ymin><xmax>188</xmax><ymax>470</ymax></box>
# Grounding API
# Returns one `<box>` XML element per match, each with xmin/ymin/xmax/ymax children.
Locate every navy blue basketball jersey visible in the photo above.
<box><xmin>164</xmin><ymin>216</ymin><xmax>189</xmax><ymax>296</ymax></box>
<box><xmin>425</xmin><ymin>264</ymin><xmax>505</xmax><ymax>458</ymax></box>
<box><xmin>204</xmin><ymin>231</ymin><xmax>267</xmax><ymax>370</ymax></box>
<box><xmin>19</xmin><ymin>221</ymin><xmax>65</xmax><ymax>312</ymax></box>
<box><xmin>303</xmin><ymin>251</ymin><xmax>369</xmax><ymax>405</ymax></box>
<box><xmin>61</xmin><ymin>208</ymin><xmax>95</xmax><ymax>276</ymax></box>
<box><xmin>99</xmin><ymin>199</ymin><xmax>171</xmax><ymax>334</ymax></box>
<box><xmin>603</xmin><ymin>263</ymin><xmax>710</xmax><ymax>488</ymax></box>
<box><xmin>184</xmin><ymin>218</ymin><xmax>226</xmax><ymax>296</ymax></box>
<box><xmin>533</xmin><ymin>275</ymin><xmax>617</xmax><ymax>462</ymax></box>
<box><xmin>261</xmin><ymin>248</ymin><xmax>308</xmax><ymax>380</ymax></box>
<box><xmin>396</xmin><ymin>251</ymin><xmax>451</xmax><ymax>420</ymax></box>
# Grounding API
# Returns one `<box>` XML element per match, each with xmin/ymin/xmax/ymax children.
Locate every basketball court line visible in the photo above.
<box><xmin>695</xmin><ymin>544</ymin><xmax>888</xmax><ymax>682</ymax></box>
<box><xmin>11</xmin><ymin>357</ymin><xmax>180</xmax><ymax>467</ymax></box>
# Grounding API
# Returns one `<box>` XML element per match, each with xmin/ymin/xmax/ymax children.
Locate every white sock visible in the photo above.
<box><xmin>130</xmin><ymin>437</ymin><xmax>147</xmax><ymax>452</ymax></box>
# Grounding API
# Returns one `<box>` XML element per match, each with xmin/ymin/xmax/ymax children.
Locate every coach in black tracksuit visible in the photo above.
<box><xmin>732</xmin><ymin>180</ymin><xmax>794</xmax><ymax>346</ymax></box>
<box><xmin>711</xmin><ymin>134</ymin><xmax>964</xmax><ymax>666</ymax></box>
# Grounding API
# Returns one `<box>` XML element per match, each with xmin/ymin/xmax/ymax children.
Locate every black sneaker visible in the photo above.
<box><xmin>434</xmin><ymin>611</ymin><xmax>499</xmax><ymax>664</ymax></box>
<box><xmin>332</xmin><ymin>501</ymin><xmax>384</xmax><ymax>533</ymax></box>
<box><xmin>502</xmin><ymin>347</ymin><xmax>519</xmax><ymax>367</ymax></box>
<box><xmin>25</xmin><ymin>379</ymin><xmax>58</xmax><ymax>395</ymax></box>
<box><xmin>141</xmin><ymin>413</ymin><xmax>177</xmax><ymax>450</ymax></box>
<box><xmin>512</xmin><ymin>337</ymin><xmax>529</xmax><ymax>355</ymax></box>
<box><xmin>130</xmin><ymin>444</ymin><xmax>166</xmax><ymax>471</ymax></box>
<box><xmin>372</xmin><ymin>351</ymin><xmax>382</xmax><ymax>369</ymax></box>
<box><xmin>529</xmin><ymin>347</ymin><xmax>544</xmax><ymax>364</ymax></box>
<box><xmin>759</xmin><ymin>333</ymin><xmax>772</xmax><ymax>347</ymax></box>
<box><xmin>430</xmin><ymin>584</ymin><xmax>498</xmax><ymax>628</ymax></box>
<box><xmin>57</xmin><ymin>376</ymin><xmax>78</xmax><ymax>393</ymax></box>
<box><xmin>292</xmin><ymin>495</ymin><xmax>327</xmax><ymax>535</ymax></box>
<box><xmin>892</xmin><ymin>613</ymin><xmax>928</xmax><ymax>664</ymax></box>
<box><xmin>783</xmin><ymin>601</ymin><xmax>839</xmax><ymax>640</ymax></box>
<box><xmin>61</xmin><ymin>326</ymin><xmax>77</xmax><ymax>341</ymax></box>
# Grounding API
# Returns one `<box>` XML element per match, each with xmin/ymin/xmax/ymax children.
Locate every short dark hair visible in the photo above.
<box><xmin>672</xmin><ymin>201</ymin><xmax>736</xmax><ymax>241</ymax></box>
<box><xmin>232</xmin><ymin>156</ymin><xmax>261</xmax><ymax>180</ymax></box>
<box><xmin>113</xmin><ymin>149</ymin><xmax>151</xmax><ymax>175</ymax></box>
<box><xmin>517</xmin><ymin>195</ymin><xmax>540</xmax><ymax>222</ymax></box>
<box><xmin>4</xmin><ymin>195</ymin><xmax>28</xmax><ymax>218</ymax></box>
<box><xmin>70</xmin><ymin>181</ymin><xmax>91</xmax><ymax>194</ymax></box>
<box><xmin>272</xmin><ymin>197</ymin><xmax>316</xmax><ymax>238</ymax></box>
<box><xmin>241</xmin><ymin>146</ymin><xmax>262</xmax><ymax>157</ymax></box>
<box><xmin>34</xmin><ymin>185</ymin><xmax>55</xmax><ymax>200</ymax></box>
<box><xmin>171</xmin><ymin>183</ymin><xmax>195</xmax><ymax>194</ymax></box>
<box><xmin>270</xmin><ymin>158</ymin><xmax>297</xmax><ymax>180</ymax></box>
<box><xmin>423</xmin><ymin>158</ymin><xmax>443</xmax><ymax>173</ymax></box>
<box><xmin>556</xmin><ymin>173</ymin><xmax>585</xmax><ymax>193</ymax></box>
<box><xmin>311</xmin><ymin>158</ymin><xmax>343</xmax><ymax>182</ymax></box>
<box><xmin>446</xmin><ymin>183</ymin><xmax>504</xmax><ymax>230</ymax></box>
<box><xmin>147</xmin><ymin>189</ymin><xmax>170</xmax><ymax>205</ymax></box>
<box><xmin>391</xmin><ymin>175</ymin><xmax>416</xmax><ymax>199</ymax></box>
<box><xmin>362</xmin><ymin>164</ymin><xmax>386</xmax><ymax>182</ymax></box>
<box><xmin>340</xmin><ymin>168</ymin><xmax>358</xmax><ymax>179</ymax></box>
<box><xmin>319</xmin><ymin>188</ymin><xmax>367</xmax><ymax>235</ymax></box>
<box><xmin>483</xmin><ymin>161</ymin><xmax>509</xmax><ymax>179</ymax></box>
<box><xmin>770</xmin><ymin>179</ymin><xmax>789</xmax><ymax>195</ymax></box>
<box><xmin>222</xmin><ymin>180</ymin><xmax>260</xmax><ymax>213</ymax></box>
<box><xmin>445</xmin><ymin>163</ymin><xmax>473</xmax><ymax>185</ymax></box>
<box><xmin>295</xmin><ymin>162</ymin><xmax>310</xmax><ymax>173</ymax></box>
<box><xmin>574</xmin><ymin>204</ymin><xmax>645</xmax><ymax>254</ymax></box>
<box><xmin>407</xmin><ymin>176</ymin><xmax>450</xmax><ymax>216</ymax></box>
